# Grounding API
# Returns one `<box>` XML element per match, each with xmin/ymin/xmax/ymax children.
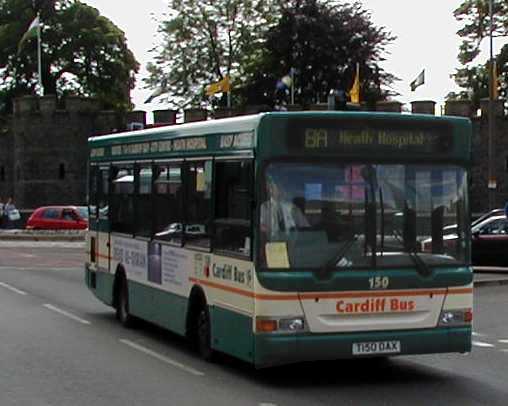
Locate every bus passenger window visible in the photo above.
<box><xmin>153</xmin><ymin>163</ymin><xmax>184</xmax><ymax>245</ymax></box>
<box><xmin>97</xmin><ymin>167</ymin><xmax>109</xmax><ymax>220</ymax></box>
<box><xmin>110</xmin><ymin>165</ymin><xmax>134</xmax><ymax>234</ymax></box>
<box><xmin>214</xmin><ymin>160</ymin><xmax>252</xmax><ymax>257</ymax></box>
<box><xmin>135</xmin><ymin>164</ymin><xmax>153</xmax><ymax>238</ymax></box>
<box><xmin>184</xmin><ymin>160</ymin><xmax>212</xmax><ymax>249</ymax></box>
<box><xmin>89</xmin><ymin>165</ymin><xmax>98</xmax><ymax>219</ymax></box>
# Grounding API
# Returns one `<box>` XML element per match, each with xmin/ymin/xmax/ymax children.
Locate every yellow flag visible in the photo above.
<box><xmin>350</xmin><ymin>63</ymin><xmax>360</xmax><ymax>104</ymax></box>
<box><xmin>206</xmin><ymin>75</ymin><xmax>231</xmax><ymax>96</ymax></box>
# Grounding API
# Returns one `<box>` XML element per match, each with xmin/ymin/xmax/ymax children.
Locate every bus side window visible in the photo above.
<box><xmin>110</xmin><ymin>164</ymin><xmax>134</xmax><ymax>234</ymax></box>
<box><xmin>89</xmin><ymin>165</ymin><xmax>98</xmax><ymax>219</ymax></box>
<box><xmin>184</xmin><ymin>160</ymin><xmax>212</xmax><ymax>249</ymax></box>
<box><xmin>213</xmin><ymin>160</ymin><xmax>253</xmax><ymax>257</ymax></box>
<box><xmin>135</xmin><ymin>164</ymin><xmax>153</xmax><ymax>238</ymax></box>
<box><xmin>98</xmin><ymin>167</ymin><xmax>109</xmax><ymax>221</ymax></box>
<box><xmin>153</xmin><ymin>163</ymin><xmax>184</xmax><ymax>245</ymax></box>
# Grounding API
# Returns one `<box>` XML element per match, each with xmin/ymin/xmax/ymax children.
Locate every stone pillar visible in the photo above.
<box><xmin>126</xmin><ymin>110</ymin><xmax>147</xmax><ymax>126</ymax></box>
<box><xmin>308</xmin><ymin>103</ymin><xmax>328</xmax><ymax>111</ymax></box>
<box><xmin>65</xmin><ymin>96</ymin><xmax>88</xmax><ymax>112</ymax></box>
<box><xmin>444</xmin><ymin>100</ymin><xmax>473</xmax><ymax>117</ymax></box>
<box><xmin>243</xmin><ymin>105</ymin><xmax>271</xmax><ymax>114</ymax></box>
<box><xmin>94</xmin><ymin>111</ymin><xmax>120</xmax><ymax>134</ymax></box>
<box><xmin>286</xmin><ymin>104</ymin><xmax>303</xmax><ymax>111</ymax></box>
<box><xmin>184</xmin><ymin>108</ymin><xmax>207</xmax><ymax>122</ymax></box>
<box><xmin>411</xmin><ymin>100</ymin><xmax>435</xmax><ymax>115</ymax></box>
<box><xmin>16</xmin><ymin>96</ymin><xmax>38</xmax><ymax>115</ymax></box>
<box><xmin>213</xmin><ymin>107</ymin><xmax>236</xmax><ymax>119</ymax></box>
<box><xmin>39</xmin><ymin>95</ymin><xmax>57</xmax><ymax>114</ymax></box>
<box><xmin>480</xmin><ymin>98</ymin><xmax>504</xmax><ymax>118</ymax></box>
<box><xmin>375</xmin><ymin>101</ymin><xmax>402</xmax><ymax>113</ymax></box>
<box><xmin>153</xmin><ymin>109</ymin><xmax>177</xmax><ymax>125</ymax></box>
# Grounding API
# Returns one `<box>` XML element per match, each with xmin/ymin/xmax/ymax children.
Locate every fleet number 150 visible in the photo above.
<box><xmin>368</xmin><ymin>276</ymin><xmax>389</xmax><ymax>289</ymax></box>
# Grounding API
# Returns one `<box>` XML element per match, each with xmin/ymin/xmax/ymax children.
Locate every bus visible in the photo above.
<box><xmin>85</xmin><ymin>111</ymin><xmax>473</xmax><ymax>368</ymax></box>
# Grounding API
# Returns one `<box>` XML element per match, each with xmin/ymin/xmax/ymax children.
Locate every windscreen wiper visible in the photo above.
<box><xmin>392</xmin><ymin>229</ymin><xmax>432</xmax><ymax>277</ymax></box>
<box><xmin>319</xmin><ymin>235</ymin><xmax>359</xmax><ymax>273</ymax></box>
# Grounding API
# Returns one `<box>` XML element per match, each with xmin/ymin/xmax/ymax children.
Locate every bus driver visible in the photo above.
<box><xmin>260</xmin><ymin>174</ymin><xmax>309</xmax><ymax>239</ymax></box>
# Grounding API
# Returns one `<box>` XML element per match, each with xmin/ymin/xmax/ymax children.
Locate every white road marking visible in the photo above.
<box><xmin>0</xmin><ymin>281</ymin><xmax>27</xmax><ymax>295</ymax></box>
<box><xmin>259</xmin><ymin>403</ymin><xmax>278</xmax><ymax>406</ymax></box>
<box><xmin>498</xmin><ymin>339</ymin><xmax>508</xmax><ymax>344</ymax></box>
<box><xmin>119</xmin><ymin>339</ymin><xmax>204</xmax><ymax>377</ymax></box>
<box><xmin>472</xmin><ymin>331</ymin><xmax>486</xmax><ymax>337</ymax></box>
<box><xmin>472</xmin><ymin>340</ymin><xmax>494</xmax><ymax>348</ymax></box>
<box><xmin>42</xmin><ymin>304</ymin><xmax>91</xmax><ymax>325</ymax></box>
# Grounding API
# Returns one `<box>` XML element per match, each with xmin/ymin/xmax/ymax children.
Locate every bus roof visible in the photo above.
<box><xmin>89</xmin><ymin>113</ymin><xmax>264</xmax><ymax>145</ymax></box>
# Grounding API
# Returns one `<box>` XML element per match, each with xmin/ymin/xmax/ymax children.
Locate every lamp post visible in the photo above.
<box><xmin>488</xmin><ymin>0</ymin><xmax>496</xmax><ymax>209</ymax></box>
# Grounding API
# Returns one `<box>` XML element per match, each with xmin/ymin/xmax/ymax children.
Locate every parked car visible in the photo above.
<box><xmin>422</xmin><ymin>214</ymin><xmax>508</xmax><ymax>267</ymax></box>
<box><xmin>25</xmin><ymin>206</ymin><xmax>88</xmax><ymax>230</ymax></box>
<box><xmin>441</xmin><ymin>208</ymin><xmax>504</xmax><ymax>236</ymax></box>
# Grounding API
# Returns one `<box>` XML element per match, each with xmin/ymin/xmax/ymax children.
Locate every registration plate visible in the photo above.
<box><xmin>352</xmin><ymin>340</ymin><xmax>401</xmax><ymax>355</ymax></box>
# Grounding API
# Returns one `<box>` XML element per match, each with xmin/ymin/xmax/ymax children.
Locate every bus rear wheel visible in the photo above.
<box><xmin>196</xmin><ymin>306</ymin><xmax>215</xmax><ymax>361</ymax></box>
<box><xmin>116</xmin><ymin>277</ymin><xmax>134</xmax><ymax>328</ymax></box>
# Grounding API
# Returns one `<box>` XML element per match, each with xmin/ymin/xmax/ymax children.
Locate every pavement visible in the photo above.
<box><xmin>0</xmin><ymin>229</ymin><xmax>85</xmax><ymax>241</ymax></box>
<box><xmin>0</xmin><ymin>229</ymin><xmax>507</xmax><ymax>287</ymax></box>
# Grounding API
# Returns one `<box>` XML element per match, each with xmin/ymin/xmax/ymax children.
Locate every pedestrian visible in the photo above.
<box><xmin>4</xmin><ymin>197</ymin><xmax>19</xmax><ymax>229</ymax></box>
<box><xmin>0</xmin><ymin>198</ymin><xmax>4</xmax><ymax>229</ymax></box>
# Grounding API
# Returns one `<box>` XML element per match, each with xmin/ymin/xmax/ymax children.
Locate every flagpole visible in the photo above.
<box><xmin>36</xmin><ymin>12</ymin><xmax>43</xmax><ymax>95</ymax></box>
<box><xmin>290</xmin><ymin>68</ymin><xmax>295</xmax><ymax>105</ymax></box>
<box><xmin>488</xmin><ymin>0</ymin><xmax>495</xmax><ymax>209</ymax></box>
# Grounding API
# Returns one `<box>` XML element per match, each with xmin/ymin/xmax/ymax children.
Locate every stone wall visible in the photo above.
<box><xmin>0</xmin><ymin>95</ymin><xmax>507</xmax><ymax>214</ymax></box>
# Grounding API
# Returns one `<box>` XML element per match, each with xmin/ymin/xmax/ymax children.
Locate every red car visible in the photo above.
<box><xmin>26</xmin><ymin>206</ymin><xmax>88</xmax><ymax>230</ymax></box>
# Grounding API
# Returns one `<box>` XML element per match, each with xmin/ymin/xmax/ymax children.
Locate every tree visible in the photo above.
<box><xmin>450</xmin><ymin>0</ymin><xmax>508</xmax><ymax>105</ymax></box>
<box><xmin>240</xmin><ymin>0</ymin><xmax>397</xmax><ymax>109</ymax></box>
<box><xmin>0</xmin><ymin>0</ymin><xmax>139</xmax><ymax>112</ymax></box>
<box><xmin>144</xmin><ymin>0</ymin><xmax>281</xmax><ymax>109</ymax></box>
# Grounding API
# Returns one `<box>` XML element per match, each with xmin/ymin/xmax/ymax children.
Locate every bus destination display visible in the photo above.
<box><xmin>287</xmin><ymin>121</ymin><xmax>453</xmax><ymax>155</ymax></box>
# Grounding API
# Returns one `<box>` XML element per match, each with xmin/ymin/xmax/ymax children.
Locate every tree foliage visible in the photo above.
<box><xmin>450</xmin><ymin>0</ymin><xmax>508</xmax><ymax>105</ymax></box>
<box><xmin>240</xmin><ymin>0</ymin><xmax>397</xmax><ymax>108</ymax></box>
<box><xmin>0</xmin><ymin>0</ymin><xmax>139</xmax><ymax>112</ymax></box>
<box><xmin>145</xmin><ymin>0</ymin><xmax>280</xmax><ymax>109</ymax></box>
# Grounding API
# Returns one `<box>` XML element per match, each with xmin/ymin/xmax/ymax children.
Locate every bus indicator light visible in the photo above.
<box><xmin>256</xmin><ymin>319</ymin><xmax>278</xmax><ymax>333</ymax></box>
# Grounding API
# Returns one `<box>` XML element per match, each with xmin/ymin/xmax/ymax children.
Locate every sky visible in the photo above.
<box><xmin>80</xmin><ymin>0</ymin><xmax>492</xmax><ymax>120</ymax></box>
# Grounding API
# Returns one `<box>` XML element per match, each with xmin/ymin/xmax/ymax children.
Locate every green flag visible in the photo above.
<box><xmin>18</xmin><ymin>16</ymin><xmax>40</xmax><ymax>54</ymax></box>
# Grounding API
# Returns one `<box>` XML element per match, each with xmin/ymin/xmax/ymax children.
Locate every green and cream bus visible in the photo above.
<box><xmin>85</xmin><ymin>111</ymin><xmax>473</xmax><ymax>367</ymax></box>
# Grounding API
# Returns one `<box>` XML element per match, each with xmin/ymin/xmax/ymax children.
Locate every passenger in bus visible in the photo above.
<box><xmin>260</xmin><ymin>174</ymin><xmax>309</xmax><ymax>239</ymax></box>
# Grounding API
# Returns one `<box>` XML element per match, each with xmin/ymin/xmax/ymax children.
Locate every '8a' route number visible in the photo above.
<box><xmin>368</xmin><ymin>276</ymin><xmax>389</xmax><ymax>289</ymax></box>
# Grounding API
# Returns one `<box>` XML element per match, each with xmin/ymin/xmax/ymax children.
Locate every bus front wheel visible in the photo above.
<box><xmin>196</xmin><ymin>306</ymin><xmax>215</xmax><ymax>361</ymax></box>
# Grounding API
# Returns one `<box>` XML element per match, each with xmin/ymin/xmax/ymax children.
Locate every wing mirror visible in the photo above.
<box><xmin>472</xmin><ymin>230</ymin><xmax>480</xmax><ymax>239</ymax></box>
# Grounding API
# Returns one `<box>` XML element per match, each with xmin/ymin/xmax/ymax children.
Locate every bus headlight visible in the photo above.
<box><xmin>279</xmin><ymin>317</ymin><xmax>305</xmax><ymax>332</ymax></box>
<box><xmin>256</xmin><ymin>317</ymin><xmax>306</xmax><ymax>333</ymax></box>
<box><xmin>438</xmin><ymin>308</ymin><xmax>472</xmax><ymax>327</ymax></box>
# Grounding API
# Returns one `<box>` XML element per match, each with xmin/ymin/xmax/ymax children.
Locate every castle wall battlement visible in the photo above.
<box><xmin>0</xmin><ymin>95</ymin><xmax>507</xmax><ymax>213</ymax></box>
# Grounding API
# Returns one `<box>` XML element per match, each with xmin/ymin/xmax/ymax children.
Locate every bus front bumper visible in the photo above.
<box><xmin>254</xmin><ymin>326</ymin><xmax>471</xmax><ymax>368</ymax></box>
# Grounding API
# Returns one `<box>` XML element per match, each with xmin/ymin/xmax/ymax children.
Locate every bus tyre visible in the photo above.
<box><xmin>116</xmin><ymin>278</ymin><xmax>134</xmax><ymax>328</ymax></box>
<box><xmin>197</xmin><ymin>306</ymin><xmax>215</xmax><ymax>361</ymax></box>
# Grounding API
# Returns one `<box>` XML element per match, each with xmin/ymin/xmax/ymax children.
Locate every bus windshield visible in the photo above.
<box><xmin>260</xmin><ymin>162</ymin><xmax>467</xmax><ymax>270</ymax></box>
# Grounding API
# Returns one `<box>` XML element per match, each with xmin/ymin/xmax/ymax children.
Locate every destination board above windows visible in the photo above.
<box><xmin>91</xmin><ymin>131</ymin><xmax>255</xmax><ymax>160</ymax></box>
<box><xmin>286</xmin><ymin>118</ymin><xmax>454</xmax><ymax>156</ymax></box>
